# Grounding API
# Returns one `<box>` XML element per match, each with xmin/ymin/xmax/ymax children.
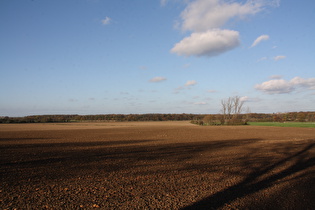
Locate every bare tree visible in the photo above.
<box><xmin>221</xmin><ymin>96</ymin><xmax>245</xmax><ymax>125</ymax></box>
<box><xmin>220</xmin><ymin>99</ymin><xmax>227</xmax><ymax>124</ymax></box>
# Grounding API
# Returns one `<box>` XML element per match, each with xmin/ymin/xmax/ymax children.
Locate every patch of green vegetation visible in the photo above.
<box><xmin>248</xmin><ymin>122</ymin><xmax>315</xmax><ymax>128</ymax></box>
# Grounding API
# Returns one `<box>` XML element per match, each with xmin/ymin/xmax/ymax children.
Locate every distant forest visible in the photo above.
<box><xmin>1</xmin><ymin>112</ymin><xmax>314</xmax><ymax>123</ymax></box>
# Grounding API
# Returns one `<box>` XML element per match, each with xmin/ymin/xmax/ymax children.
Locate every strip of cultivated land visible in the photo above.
<box><xmin>1</xmin><ymin>121</ymin><xmax>314</xmax><ymax>209</ymax></box>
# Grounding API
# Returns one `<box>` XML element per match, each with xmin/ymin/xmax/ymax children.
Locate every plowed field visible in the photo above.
<box><xmin>1</xmin><ymin>121</ymin><xmax>314</xmax><ymax>209</ymax></box>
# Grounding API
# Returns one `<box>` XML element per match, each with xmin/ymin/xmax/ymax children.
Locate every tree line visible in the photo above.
<box><xmin>0</xmin><ymin>114</ymin><xmax>204</xmax><ymax>123</ymax></box>
<box><xmin>1</xmin><ymin>112</ymin><xmax>314</xmax><ymax>124</ymax></box>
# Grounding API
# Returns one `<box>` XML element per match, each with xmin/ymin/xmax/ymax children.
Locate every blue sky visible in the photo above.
<box><xmin>1</xmin><ymin>0</ymin><xmax>315</xmax><ymax>117</ymax></box>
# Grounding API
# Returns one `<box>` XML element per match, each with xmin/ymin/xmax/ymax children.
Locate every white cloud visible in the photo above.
<box><xmin>251</xmin><ymin>35</ymin><xmax>269</xmax><ymax>47</ymax></box>
<box><xmin>149</xmin><ymin>77</ymin><xmax>167</xmax><ymax>82</ymax></box>
<box><xmin>274</xmin><ymin>55</ymin><xmax>286</xmax><ymax>61</ymax></box>
<box><xmin>255</xmin><ymin>77</ymin><xmax>315</xmax><ymax>94</ymax></box>
<box><xmin>171</xmin><ymin>29</ymin><xmax>240</xmax><ymax>57</ymax></box>
<box><xmin>185</xmin><ymin>80</ymin><xmax>197</xmax><ymax>86</ymax></box>
<box><xmin>255</xmin><ymin>79</ymin><xmax>294</xmax><ymax>94</ymax></box>
<box><xmin>101</xmin><ymin>16</ymin><xmax>111</xmax><ymax>25</ymax></box>
<box><xmin>291</xmin><ymin>77</ymin><xmax>315</xmax><ymax>89</ymax></box>
<box><xmin>172</xmin><ymin>0</ymin><xmax>279</xmax><ymax>57</ymax></box>
<box><xmin>180</xmin><ymin>0</ymin><xmax>263</xmax><ymax>32</ymax></box>
<box><xmin>207</xmin><ymin>89</ymin><xmax>217</xmax><ymax>93</ymax></box>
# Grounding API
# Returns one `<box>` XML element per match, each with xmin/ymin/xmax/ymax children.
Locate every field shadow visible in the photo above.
<box><xmin>0</xmin><ymin>138</ymin><xmax>262</xmax><ymax>180</ymax></box>
<box><xmin>1</xmin><ymin>137</ymin><xmax>315</xmax><ymax>209</ymax></box>
<box><xmin>0</xmin><ymin>137</ymin><xmax>52</xmax><ymax>142</ymax></box>
<box><xmin>0</xmin><ymin>140</ymin><xmax>154</xmax><ymax>168</ymax></box>
<box><xmin>181</xmin><ymin>140</ymin><xmax>315</xmax><ymax>210</ymax></box>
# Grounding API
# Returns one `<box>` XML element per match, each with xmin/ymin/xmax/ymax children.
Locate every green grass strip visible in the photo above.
<box><xmin>248</xmin><ymin>122</ymin><xmax>315</xmax><ymax>128</ymax></box>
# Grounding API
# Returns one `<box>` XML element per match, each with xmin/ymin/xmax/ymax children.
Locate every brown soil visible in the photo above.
<box><xmin>1</xmin><ymin>121</ymin><xmax>314</xmax><ymax>209</ymax></box>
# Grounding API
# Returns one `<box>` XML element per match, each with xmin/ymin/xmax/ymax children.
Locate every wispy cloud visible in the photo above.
<box><xmin>69</xmin><ymin>98</ymin><xmax>78</xmax><ymax>102</ymax></box>
<box><xmin>101</xmin><ymin>16</ymin><xmax>111</xmax><ymax>25</ymax></box>
<box><xmin>160</xmin><ymin>0</ymin><xmax>167</xmax><ymax>6</ymax></box>
<box><xmin>185</xmin><ymin>80</ymin><xmax>197</xmax><ymax>86</ymax></box>
<box><xmin>240</xmin><ymin>96</ymin><xmax>261</xmax><ymax>102</ymax></box>
<box><xmin>207</xmin><ymin>89</ymin><xmax>217</xmax><ymax>93</ymax></box>
<box><xmin>194</xmin><ymin>101</ymin><xmax>207</xmax><ymax>105</ymax></box>
<box><xmin>251</xmin><ymin>35</ymin><xmax>269</xmax><ymax>47</ymax></box>
<box><xmin>255</xmin><ymin>76</ymin><xmax>315</xmax><ymax>94</ymax></box>
<box><xmin>274</xmin><ymin>55</ymin><xmax>286</xmax><ymax>61</ymax></box>
<box><xmin>174</xmin><ymin>80</ymin><xmax>197</xmax><ymax>93</ymax></box>
<box><xmin>240</xmin><ymin>96</ymin><xmax>249</xmax><ymax>102</ymax></box>
<box><xmin>149</xmin><ymin>76</ymin><xmax>167</xmax><ymax>82</ymax></box>
<box><xmin>183</xmin><ymin>63</ymin><xmax>191</xmax><ymax>68</ymax></box>
<box><xmin>257</xmin><ymin>57</ymin><xmax>268</xmax><ymax>62</ymax></box>
<box><xmin>269</xmin><ymin>75</ymin><xmax>282</xmax><ymax>79</ymax></box>
<box><xmin>139</xmin><ymin>66</ymin><xmax>148</xmax><ymax>70</ymax></box>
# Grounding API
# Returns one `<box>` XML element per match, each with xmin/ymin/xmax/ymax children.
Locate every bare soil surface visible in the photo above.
<box><xmin>1</xmin><ymin>121</ymin><xmax>314</xmax><ymax>209</ymax></box>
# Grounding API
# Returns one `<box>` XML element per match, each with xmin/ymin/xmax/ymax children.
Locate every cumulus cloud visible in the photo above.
<box><xmin>255</xmin><ymin>79</ymin><xmax>294</xmax><ymax>94</ymax></box>
<box><xmin>255</xmin><ymin>77</ymin><xmax>315</xmax><ymax>94</ymax></box>
<box><xmin>180</xmin><ymin>0</ymin><xmax>263</xmax><ymax>32</ymax></box>
<box><xmin>171</xmin><ymin>29</ymin><xmax>240</xmax><ymax>57</ymax></box>
<box><xmin>185</xmin><ymin>80</ymin><xmax>197</xmax><ymax>86</ymax></box>
<box><xmin>172</xmin><ymin>0</ymin><xmax>279</xmax><ymax>57</ymax></box>
<box><xmin>274</xmin><ymin>55</ymin><xmax>286</xmax><ymax>61</ymax></box>
<box><xmin>149</xmin><ymin>77</ymin><xmax>167</xmax><ymax>82</ymax></box>
<box><xmin>251</xmin><ymin>35</ymin><xmax>269</xmax><ymax>47</ymax></box>
<box><xmin>101</xmin><ymin>16</ymin><xmax>111</xmax><ymax>25</ymax></box>
<box><xmin>291</xmin><ymin>77</ymin><xmax>315</xmax><ymax>89</ymax></box>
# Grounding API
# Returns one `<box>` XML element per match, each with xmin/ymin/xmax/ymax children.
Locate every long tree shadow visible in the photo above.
<box><xmin>0</xmin><ymin>138</ymin><xmax>262</xmax><ymax>181</ymax></box>
<box><xmin>181</xmin><ymin>141</ymin><xmax>315</xmax><ymax>210</ymax></box>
